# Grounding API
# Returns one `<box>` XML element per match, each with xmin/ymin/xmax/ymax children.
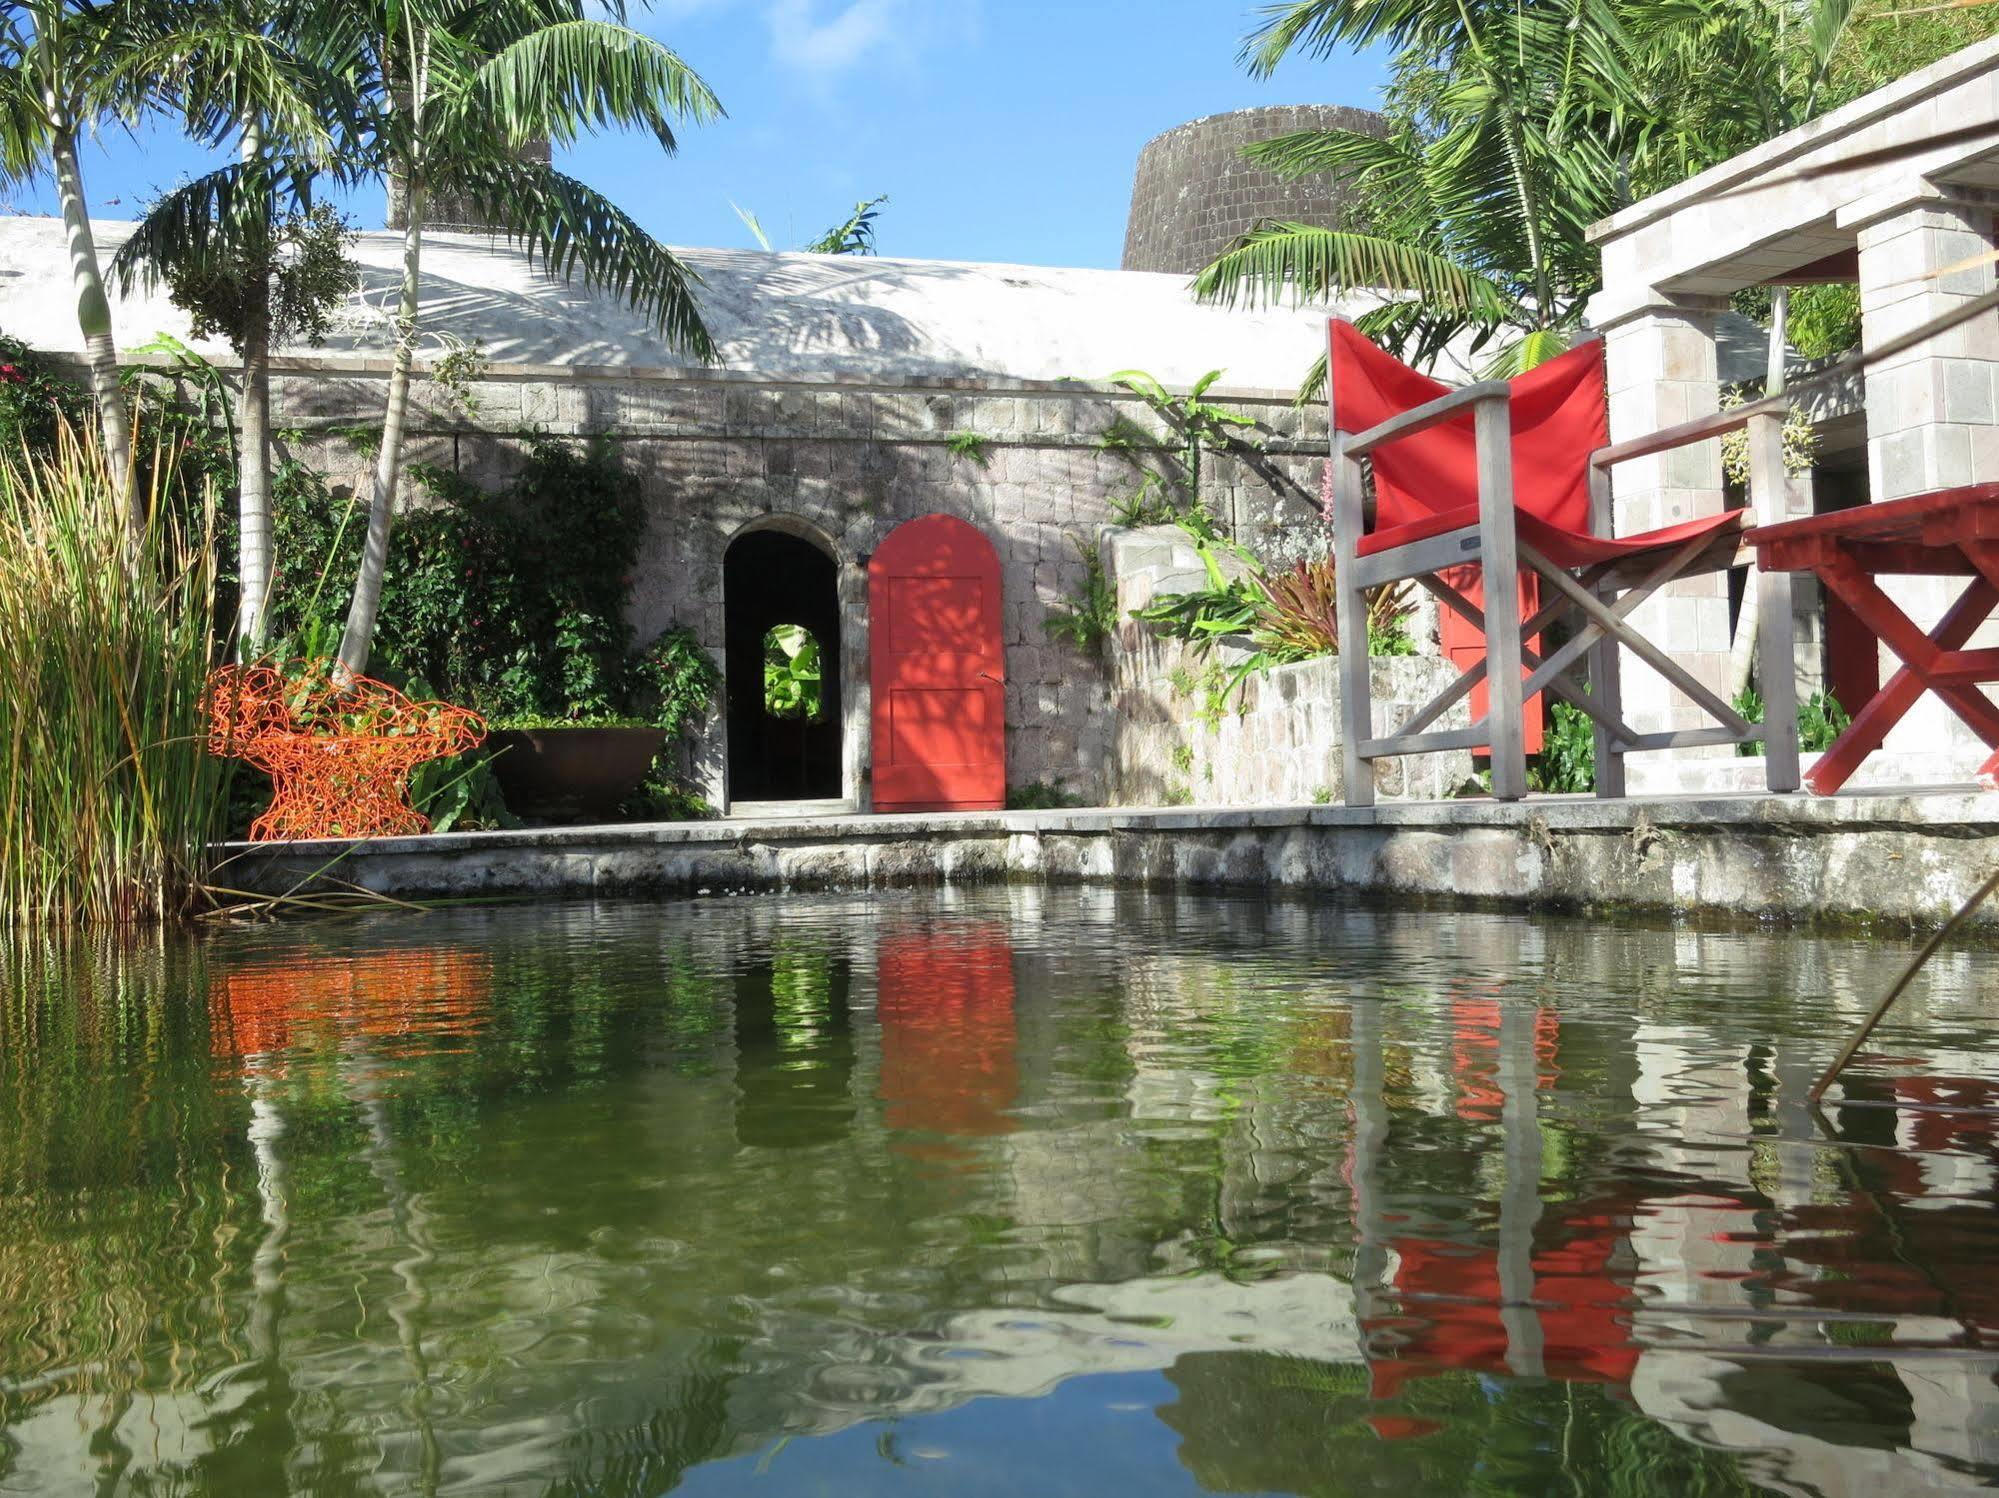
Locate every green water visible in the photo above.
<box><xmin>4</xmin><ymin>889</ymin><xmax>1998</xmax><ymax>1497</ymax></box>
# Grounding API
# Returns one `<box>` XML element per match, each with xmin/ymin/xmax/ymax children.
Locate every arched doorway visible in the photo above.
<box><xmin>725</xmin><ymin>527</ymin><xmax>842</xmax><ymax>804</ymax></box>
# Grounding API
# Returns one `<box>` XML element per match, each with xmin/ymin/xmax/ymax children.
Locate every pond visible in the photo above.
<box><xmin>3</xmin><ymin>889</ymin><xmax>1997</xmax><ymax>1496</ymax></box>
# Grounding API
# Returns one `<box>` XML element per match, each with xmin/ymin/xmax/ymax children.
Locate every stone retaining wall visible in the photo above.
<box><xmin>1101</xmin><ymin>525</ymin><xmax>1471</xmax><ymax>805</ymax></box>
<box><xmin>217</xmin><ymin>791</ymin><xmax>1999</xmax><ymax>934</ymax></box>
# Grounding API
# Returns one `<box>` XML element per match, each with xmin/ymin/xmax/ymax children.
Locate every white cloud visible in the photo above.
<box><xmin>766</xmin><ymin>0</ymin><xmax>918</xmax><ymax>80</ymax></box>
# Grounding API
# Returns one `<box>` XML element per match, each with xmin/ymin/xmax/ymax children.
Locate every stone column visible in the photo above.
<box><xmin>1855</xmin><ymin>191</ymin><xmax>1999</xmax><ymax>501</ymax></box>
<box><xmin>1596</xmin><ymin>295</ymin><xmax>1734</xmax><ymax>742</ymax></box>
<box><xmin>1852</xmin><ymin>190</ymin><xmax>1999</xmax><ymax>758</ymax></box>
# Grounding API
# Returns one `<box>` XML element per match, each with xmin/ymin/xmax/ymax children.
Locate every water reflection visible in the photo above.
<box><xmin>1</xmin><ymin>893</ymin><xmax>1998</xmax><ymax>1495</ymax></box>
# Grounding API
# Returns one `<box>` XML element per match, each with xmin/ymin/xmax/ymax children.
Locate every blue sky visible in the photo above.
<box><xmin>11</xmin><ymin>0</ymin><xmax>1385</xmax><ymax>270</ymax></box>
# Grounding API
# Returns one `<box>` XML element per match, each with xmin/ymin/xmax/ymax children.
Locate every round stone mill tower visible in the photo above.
<box><xmin>1121</xmin><ymin>104</ymin><xmax>1385</xmax><ymax>276</ymax></box>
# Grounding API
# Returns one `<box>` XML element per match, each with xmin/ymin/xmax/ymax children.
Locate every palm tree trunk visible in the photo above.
<box><xmin>51</xmin><ymin>123</ymin><xmax>138</xmax><ymax>537</ymax></box>
<box><xmin>337</xmin><ymin>189</ymin><xmax>424</xmax><ymax>677</ymax></box>
<box><xmin>236</xmin><ymin>120</ymin><xmax>274</xmax><ymax>654</ymax></box>
<box><xmin>1729</xmin><ymin>286</ymin><xmax>1788</xmax><ymax>700</ymax></box>
<box><xmin>238</xmin><ymin>302</ymin><xmax>274</xmax><ymax>653</ymax></box>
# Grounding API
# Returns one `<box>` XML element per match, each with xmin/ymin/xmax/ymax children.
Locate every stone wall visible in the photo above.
<box><xmin>1101</xmin><ymin>526</ymin><xmax>1471</xmax><ymax>806</ymax></box>
<box><xmin>245</xmin><ymin>355</ymin><xmax>1330</xmax><ymax>810</ymax></box>
<box><xmin>220</xmin><ymin>792</ymin><xmax>1999</xmax><ymax>935</ymax></box>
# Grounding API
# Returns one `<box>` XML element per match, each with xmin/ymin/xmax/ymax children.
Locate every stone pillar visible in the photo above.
<box><xmin>1853</xmin><ymin>190</ymin><xmax>1999</xmax><ymax>757</ymax></box>
<box><xmin>1597</xmin><ymin>295</ymin><xmax>1734</xmax><ymax>740</ymax></box>
<box><xmin>1856</xmin><ymin>192</ymin><xmax>1999</xmax><ymax>499</ymax></box>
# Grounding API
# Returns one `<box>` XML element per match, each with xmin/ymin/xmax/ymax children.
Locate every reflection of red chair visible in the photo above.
<box><xmin>1366</xmin><ymin>1219</ymin><xmax>1640</xmax><ymax>1402</ymax></box>
<box><xmin>1326</xmin><ymin>320</ymin><xmax>1800</xmax><ymax>802</ymax></box>
<box><xmin>207</xmin><ymin>662</ymin><xmax>485</xmax><ymax>841</ymax></box>
<box><xmin>876</xmin><ymin>927</ymin><xmax>1018</xmax><ymax>1150</ymax></box>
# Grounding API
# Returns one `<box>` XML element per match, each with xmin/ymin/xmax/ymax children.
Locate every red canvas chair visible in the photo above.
<box><xmin>1326</xmin><ymin>318</ymin><xmax>1802</xmax><ymax>803</ymax></box>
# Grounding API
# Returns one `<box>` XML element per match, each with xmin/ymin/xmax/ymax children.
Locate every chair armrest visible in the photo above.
<box><xmin>1341</xmin><ymin>381</ymin><xmax>1511</xmax><ymax>458</ymax></box>
<box><xmin>1589</xmin><ymin>390</ymin><xmax>1788</xmax><ymax>471</ymax></box>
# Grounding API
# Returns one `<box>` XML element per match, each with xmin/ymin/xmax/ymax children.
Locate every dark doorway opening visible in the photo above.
<box><xmin>725</xmin><ymin>528</ymin><xmax>842</xmax><ymax>802</ymax></box>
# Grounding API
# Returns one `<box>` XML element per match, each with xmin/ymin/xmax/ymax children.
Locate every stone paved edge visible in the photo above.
<box><xmin>208</xmin><ymin>788</ymin><xmax>1999</xmax><ymax>933</ymax></box>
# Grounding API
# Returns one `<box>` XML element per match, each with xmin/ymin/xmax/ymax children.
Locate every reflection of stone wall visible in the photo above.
<box><xmin>1103</xmin><ymin>525</ymin><xmax>1470</xmax><ymax>805</ymax></box>
<box><xmin>263</xmin><ymin>358</ymin><xmax>1329</xmax><ymax>809</ymax></box>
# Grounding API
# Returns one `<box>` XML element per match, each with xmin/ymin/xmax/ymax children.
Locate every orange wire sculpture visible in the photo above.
<box><xmin>206</xmin><ymin>661</ymin><xmax>486</xmax><ymax>841</ymax></box>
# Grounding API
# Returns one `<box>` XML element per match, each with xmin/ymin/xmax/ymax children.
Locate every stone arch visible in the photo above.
<box><xmin>721</xmin><ymin>516</ymin><xmax>866</xmax><ymax>810</ymax></box>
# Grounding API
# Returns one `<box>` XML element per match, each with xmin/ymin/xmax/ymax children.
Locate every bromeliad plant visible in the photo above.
<box><xmin>1133</xmin><ymin>523</ymin><xmax>1416</xmax><ymax>703</ymax></box>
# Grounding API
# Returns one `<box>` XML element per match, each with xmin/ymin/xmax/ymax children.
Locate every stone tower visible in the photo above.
<box><xmin>1122</xmin><ymin>105</ymin><xmax>1384</xmax><ymax>276</ymax></box>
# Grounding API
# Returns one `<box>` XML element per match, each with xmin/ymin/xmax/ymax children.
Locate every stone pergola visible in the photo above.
<box><xmin>1587</xmin><ymin>36</ymin><xmax>1999</xmax><ymax>771</ymax></box>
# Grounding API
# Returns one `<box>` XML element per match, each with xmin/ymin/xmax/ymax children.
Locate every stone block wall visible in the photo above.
<box><xmin>256</xmin><ymin>356</ymin><xmax>1329</xmax><ymax>810</ymax></box>
<box><xmin>1102</xmin><ymin>526</ymin><xmax>1471</xmax><ymax>806</ymax></box>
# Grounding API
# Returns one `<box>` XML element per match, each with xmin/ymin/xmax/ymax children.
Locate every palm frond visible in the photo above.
<box><xmin>1479</xmin><ymin>326</ymin><xmax>1578</xmax><ymax>378</ymax></box>
<box><xmin>108</xmin><ymin>161</ymin><xmax>313</xmax><ymax>292</ymax></box>
<box><xmin>463</xmin><ymin>20</ymin><xmax>723</xmax><ymax>153</ymax></box>
<box><xmin>1244</xmin><ymin>125</ymin><xmax>1400</xmax><ymax>181</ymax></box>
<box><xmin>1194</xmin><ymin>220</ymin><xmax>1520</xmax><ymax>325</ymax></box>
<box><xmin>448</xmin><ymin>161</ymin><xmax>715</xmax><ymax>357</ymax></box>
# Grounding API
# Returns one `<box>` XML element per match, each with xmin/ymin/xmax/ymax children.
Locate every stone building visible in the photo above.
<box><xmin>1</xmin><ymin>222</ymin><xmax>1386</xmax><ymax>813</ymax></box>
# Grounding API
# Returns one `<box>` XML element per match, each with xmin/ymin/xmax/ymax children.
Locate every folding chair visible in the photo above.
<box><xmin>1325</xmin><ymin>318</ymin><xmax>1802</xmax><ymax>804</ymax></box>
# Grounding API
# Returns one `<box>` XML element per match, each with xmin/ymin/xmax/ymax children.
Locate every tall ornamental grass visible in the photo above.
<box><xmin>0</xmin><ymin>427</ymin><xmax>226</xmax><ymax>923</ymax></box>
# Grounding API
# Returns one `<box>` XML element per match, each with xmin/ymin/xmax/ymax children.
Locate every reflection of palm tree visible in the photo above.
<box><xmin>344</xmin><ymin>1045</ymin><xmax>444</xmax><ymax>1496</ymax></box>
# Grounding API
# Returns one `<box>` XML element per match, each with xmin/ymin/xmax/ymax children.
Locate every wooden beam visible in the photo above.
<box><xmin>1350</xmin><ymin>525</ymin><xmax>1485</xmax><ymax>588</ymax></box>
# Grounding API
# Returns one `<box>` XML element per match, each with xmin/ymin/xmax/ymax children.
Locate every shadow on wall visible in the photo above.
<box><xmin>328</xmin><ymin>247</ymin><xmax>991</xmax><ymax>377</ymax></box>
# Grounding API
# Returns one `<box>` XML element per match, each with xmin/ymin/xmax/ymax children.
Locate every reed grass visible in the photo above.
<box><xmin>0</xmin><ymin>424</ymin><xmax>226</xmax><ymax>923</ymax></box>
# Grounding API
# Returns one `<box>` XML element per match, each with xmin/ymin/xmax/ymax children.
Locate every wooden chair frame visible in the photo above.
<box><xmin>1330</xmin><ymin>381</ymin><xmax>1805</xmax><ymax>805</ymax></box>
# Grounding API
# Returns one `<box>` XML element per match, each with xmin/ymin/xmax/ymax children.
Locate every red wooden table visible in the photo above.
<box><xmin>1747</xmin><ymin>482</ymin><xmax>1999</xmax><ymax>795</ymax></box>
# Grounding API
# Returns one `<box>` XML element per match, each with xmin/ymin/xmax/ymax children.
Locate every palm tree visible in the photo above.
<box><xmin>332</xmin><ymin>0</ymin><xmax>723</xmax><ymax>678</ymax></box>
<box><xmin>0</xmin><ymin>1</ymin><xmax>161</xmax><ymax>533</ymax></box>
<box><xmin>112</xmin><ymin>1</ymin><xmax>360</xmax><ymax>648</ymax></box>
<box><xmin>1196</xmin><ymin>0</ymin><xmax>1642</xmax><ymax>392</ymax></box>
<box><xmin>0</xmin><ymin>0</ymin><xmax>336</xmax><ymax>543</ymax></box>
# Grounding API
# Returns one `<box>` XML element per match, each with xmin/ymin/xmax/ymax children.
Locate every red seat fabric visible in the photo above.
<box><xmin>1331</xmin><ymin>320</ymin><xmax>1733</xmax><ymax>564</ymax></box>
<box><xmin>1356</xmin><ymin>502</ymin><xmax>1742</xmax><ymax>568</ymax></box>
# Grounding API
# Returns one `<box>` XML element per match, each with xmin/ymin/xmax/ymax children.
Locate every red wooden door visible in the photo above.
<box><xmin>868</xmin><ymin>515</ymin><xmax>1006</xmax><ymax>812</ymax></box>
<box><xmin>1439</xmin><ymin>564</ymin><xmax>1546</xmax><ymax>754</ymax></box>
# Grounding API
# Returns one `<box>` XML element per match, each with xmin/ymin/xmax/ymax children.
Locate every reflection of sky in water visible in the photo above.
<box><xmin>3</xmin><ymin>890</ymin><xmax>1999</xmax><ymax>1496</ymax></box>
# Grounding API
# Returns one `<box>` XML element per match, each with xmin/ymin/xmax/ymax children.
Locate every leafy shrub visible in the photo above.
<box><xmin>1734</xmin><ymin>686</ymin><xmax>1852</xmax><ymax>756</ymax></box>
<box><xmin>763</xmin><ymin>624</ymin><xmax>824</xmax><ymax>721</ymax></box>
<box><xmin>1043</xmin><ymin>537</ymin><xmax>1117</xmax><ymax>657</ymax></box>
<box><xmin>1536</xmin><ymin>701</ymin><xmax>1598</xmax><ymax>794</ymax></box>
<box><xmin>1007</xmin><ymin>780</ymin><xmax>1085</xmax><ymax>810</ymax></box>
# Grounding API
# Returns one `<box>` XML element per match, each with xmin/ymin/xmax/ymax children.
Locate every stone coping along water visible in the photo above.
<box><xmin>212</xmin><ymin>787</ymin><xmax>1999</xmax><ymax>933</ymax></box>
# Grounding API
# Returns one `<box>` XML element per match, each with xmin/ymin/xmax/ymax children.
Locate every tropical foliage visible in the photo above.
<box><xmin>1197</xmin><ymin>0</ymin><xmax>1638</xmax><ymax>387</ymax></box>
<box><xmin>762</xmin><ymin>625</ymin><xmax>824</xmax><ymax>722</ymax></box>
<box><xmin>1201</xmin><ymin>0</ymin><xmax>1997</xmax><ymax>394</ymax></box>
<box><xmin>733</xmin><ymin>193</ymin><xmax>889</xmax><ymax>254</ymax></box>
<box><xmin>1134</xmin><ymin>522</ymin><xmax>1417</xmax><ymax>703</ymax></box>
<box><xmin>1043</xmin><ymin>537</ymin><xmax>1118</xmax><ymax>657</ymax></box>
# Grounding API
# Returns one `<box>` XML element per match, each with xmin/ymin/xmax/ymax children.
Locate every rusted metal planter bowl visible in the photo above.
<box><xmin>488</xmin><ymin>726</ymin><xmax>666</xmax><ymax>823</ymax></box>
